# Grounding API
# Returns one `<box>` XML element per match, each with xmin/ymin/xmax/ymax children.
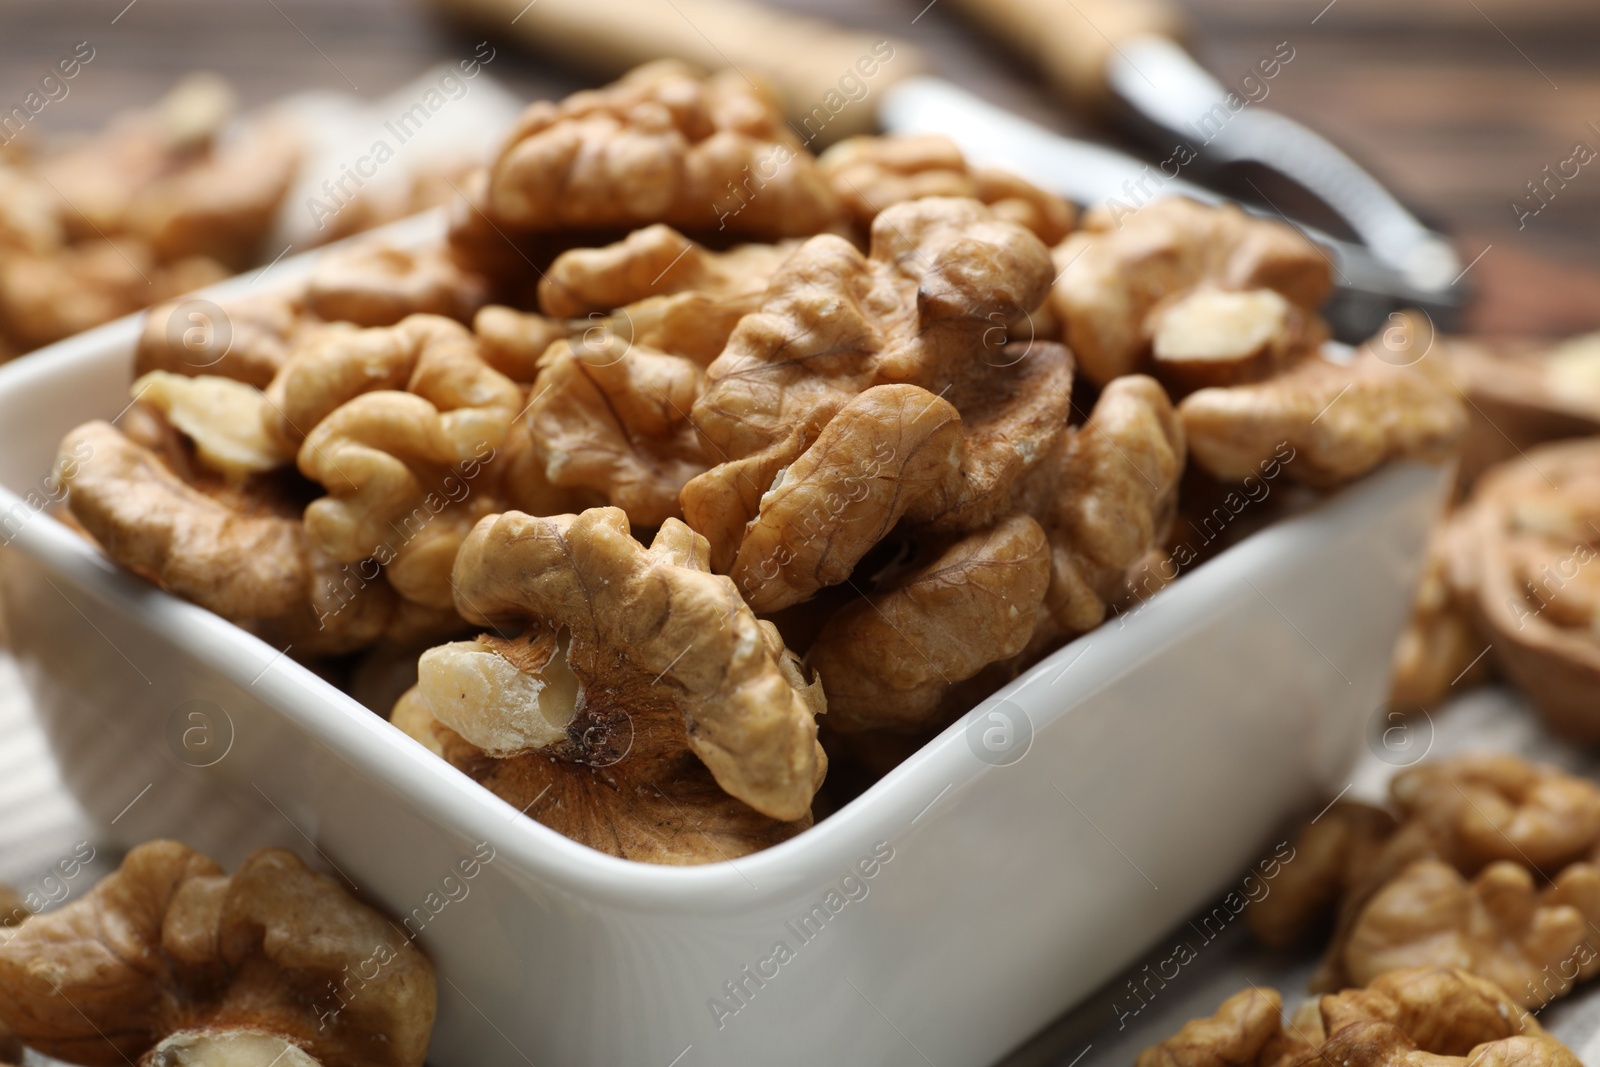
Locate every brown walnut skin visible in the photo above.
<box><xmin>305</xmin><ymin>239</ymin><xmax>488</xmax><ymax>328</ymax></box>
<box><xmin>0</xmin><ymin>840</ymin><xmax>436</xmax><ymax>1067</ymax></box>
<box><xmin>483</xmin><ymin>61</ymin><xmax>844</xmax><ymax>240</ymax></box>
<box><xmin>448</xmin><ymin>508</ymin><xmax>826</xmax><ymax>823</ymax></box>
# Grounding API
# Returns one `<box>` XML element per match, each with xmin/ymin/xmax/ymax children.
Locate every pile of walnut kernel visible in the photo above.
<box><xmin>1140</xmin><ymin>753</ymin><xmax>1600</xmax><ymax>1065</ymax></box>
<box><xmin>55</xmin><ymin>61</ymin><xmax>1465</xmax><ymax>866</ymax></box>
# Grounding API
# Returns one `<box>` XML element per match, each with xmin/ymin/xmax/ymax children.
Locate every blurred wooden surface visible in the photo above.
<box><xmin>2</xmin><ymin>0</ymin><xmax>1598</xmax><ymax>334</ymax></box>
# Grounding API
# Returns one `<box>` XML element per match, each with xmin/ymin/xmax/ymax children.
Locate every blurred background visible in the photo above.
<box><xmin>4</xmin><ymin>0</ymin><xmax>1600</xmax><ymax>337</ymax></box>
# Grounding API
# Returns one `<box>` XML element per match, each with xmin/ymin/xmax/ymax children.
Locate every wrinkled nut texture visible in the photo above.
<box><xmin>1390</xmin><ymin>754</ymin><xmax>1600</xmax><ymax>876</ymax></box>
<box><xmin>808</xmin><ymin>514</ymin><xmax>1051</xmax><ymax>732</ymax></box>
<box><xmin>1342</xmin><ymin>858</ymin><xmax>1598</xmax><ymax>1005</ymax></box>
<box><xmin>537</xmin><ymin>223</ymin><xmax>797</xmax><ymax>319</ymax></box>
<box><xmin>448</xmin><ymin>508</ymin><xmax>826</xmax><ymax>824</ymax></box>
<box><xmin>817</xmin><ymin>133</ymin><xmax>1074</xmax><ymax>244</ymax></box>
<box><xmin>136</xmin><ymin>292</ymin><xmax>309</xmax><ymax>389</ymax></box>
<box><xmin>1050</xmin><ymin>197</ymin><xmax>1331</xmax><ymax>388</ymax></box>
<box><xmin>305</xmin><ymin>239</ymin><xmax>488</xmax><ymax>328</ymax></box>
<box><xmin>522</xmin><ymin>325</ymin><xmax>711</xmax><ymax>527</ymax></box>
<box><xmin>0</xmin><ymin>840</ymin><xmax>435</xmax><ymax>1067</ymax></box>
<box><xmin>685</xmin><ymin>196</ymin><xmax>1055</xmax><ymax>570</ymax></box>
<box><xmin>485</xmin><ymin>61</ymin><xmax>843</xmax><ymax>239</ymax></box>
<box><xmin>1139</xmin><ymin>968</ymin><xmax>1577</xmax><ymax>1067</ymax></box>
<box><xmin>283</xmin><ymin>316</ymin><xmax>525</xmax><ymax>585</ymax></box>
<box><xmin>1044</xmin><ymin>375</ymin><xmax>1185</xmax><ymax>636</ymax></box>
<box><xmin>60</xmin><ymin>419</ymin><xmax>400</xmax><ymax>655</ymax></box>
<box><xmin>1180</xmin><ymin>316</ymin><xmax>1465</xmax><ymax>488</ymax></box>
<box><xmin>1248</xmin><ymin>801</ymin><xmax>1398</xmax><ymax>950</ymax></box>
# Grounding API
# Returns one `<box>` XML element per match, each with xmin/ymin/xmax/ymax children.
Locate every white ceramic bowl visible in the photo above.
<box><xmin>0</xmin><ymin>219</ymin><xmax>1446</xmax><ymax>1067</ymax></box>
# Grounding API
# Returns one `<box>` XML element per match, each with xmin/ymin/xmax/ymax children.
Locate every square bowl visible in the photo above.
<box><xmin>0</xmin><ymin>215</ymin><xmax>1447</xmax><ymax>1067</ymax></box>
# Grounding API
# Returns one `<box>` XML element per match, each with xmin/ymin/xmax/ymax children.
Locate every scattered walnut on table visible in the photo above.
<box><xmin>394</xmin><ymin>508</ymin><xmax>826</xmax><ymax>861</ymax></box>
<box><xmin>817</xmin><ymin>132</ymin><xmax>1075</xmax><ymax>244</ymax></box>
<box><xmin>1139</xmin><ymin>967</ymin><xmax>1578</xmax><ymax>1067</ymax></box>
<box><xmin>1340</xmin><ymin>858</ymin><xmax>1600</xmax><ymax>1004</ymax></box>
<box><xmin>1389</xmin><ymin>517</ymin><xmax>1490</xmax><ymax>711</ymax></box>
<box><xmin>0</xmin><ymin>840</ymin><xmax>436</xmax><ymax>1067</ymax></box>
<box><xmin>1447</xmin><ymin>439</ymin><xmax>1600</xmax><ymax>740</ymax></box>
<box><xmin>1248</xmin><ymin>801</ymin><xmax>1399</xmax><ymax>950</ymax></box>
<box><xmin>1049</xmin><ymin>196</ymin><xmax>1331</xmax><ymax>390</ymax></box>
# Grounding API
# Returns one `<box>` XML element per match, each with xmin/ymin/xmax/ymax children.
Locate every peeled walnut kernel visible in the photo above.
<box><xmin>1249</xmin><ymin>801</ymin><xmax>1399</xmax><ymax>950</ymax></box>
<box><xmin>136</xmin><ymin>292</ymin><xmax>311</xmax><ymax>389</ymax></box>
<box><xmin>133</xmin><ymin>371</ymin><xmax>292</xmax><ymax>479</ymax></box>
<box><xmin>417</xmin><ymin>635</ymin><xmax>580</xmax><ymax>756</ymax></box>
<box><xmin>1390</xmin><ymin>518</ymin><xmax>1489</xmax><ymax>710</ymax></box>
<box><xmin>1150</xmin><ymin>287</ymin><xmax>1293</xmax><ymax>394</ymax></box>
<box><xmin>0</xmin><ymin>840</ymin><xmax>435</xmax><ymax>1067</ymax></box>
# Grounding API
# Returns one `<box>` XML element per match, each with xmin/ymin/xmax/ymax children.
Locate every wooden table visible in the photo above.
<box><xmin>4</xmin><ymin>0</ymin><xmax>1598</xmax><ymax>335</ymax></box>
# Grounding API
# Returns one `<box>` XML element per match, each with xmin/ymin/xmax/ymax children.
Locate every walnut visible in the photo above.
<box><xmin>1140</xmin><ymin>968</ymin><xmax>1578</xmax><ymax>1067</ymax></box>
<box><xmin>481</xmin><ymin>61</ymin><xmax>843</xmax><ymax>240</ymax></box>
<box><xmin>0</xmin><ymin>164</ymin><xmax>64</xmax><ymax>255</ymax></box>
<box><xmin>0</xmin><ymin>840</ymin><xmax>435</xmax><ymax>1067</ymax></box>
<box><xmin>1179</xmin><ymin>315</ymin><xmax>1466</xmax><ymax>488</ymax></box>
<box><xmin>1041</xmin><ymin>375</ymin><xmax>1184</xmax><ymax>635</ymax></box>
<box><xmin>807</xmin><ymin>514</ymin><xmax>1051</xmax><ymax>732</ymax></box>
<box><xmin>0</xmin><ymin>237</ymin><xmax>227</xmax><ymax>353</ymax></box>
<box><xmin>1341</xmin><ymin>858</ymin><xmax>1599</xmax><ymax>1004</ymax></box>
<box><xmin>305</xmin><ymin>238</ymin><xmax>488</xmax><ymax>328</ymax></box>
<box><xmin>124</xmin><ymin>115</ymin><xmax>302</xmax><ymax>269</ymax></box>
<box><xmin>536</xmin><ymin>223</ymin><xmax>798</xmax><ymax>319</ymax></box>
<box><xmin>1049</xmin><ymin>197</ymin><xmax>1331</xmax><ymax>389</ymax></box>
<box><xmin>1249</xmin><ymin>801</ymin><xmax>1398</xmax><ymax>950</ymax></box>
<box><xmin>1390</xmin><ymin>754</ymin><xmax>1600</xmax><ymax>876</ymax></box>
<box><xmin>136</xmin><ymin>292</ymin><xmax>312</xmax><ymax>389</ymax></box>
<box><xmin>1135</xmin><ymin>987</ymin><xmax>1305</xmax><ymax>1067</ymax></box>
<box><xmin>817</xmin><ymin>133</ymin><xmax>1074</xmax><ymax>244</ymax></box>
<box><xmin>1447</xmin><ymin>334</ymin><xmax>1600</xmax><ymax>489</ymax></box>
<box><xmin>1389</xmin><ymin>518</ymin><xmax>1489</xmax><ymax>710</ymax></box>
<box><xmin>59</xmin><ymin>417</ymin><xmax>409</xmax><ymax>656</ymax></box>
<box><xmin>430</xmin><ymin>508</ymin><xmax>827</xmax><ymax>834</ymax></box>
<box><xmin>1448</xmin><ymin>439</ymin><xmax>1600</xmax><ymax>740</ymax></box>
<box><xmin>132</xmin><ymin>371</ymin><xmax>293</xmax><ymax>480</ymax></box>
<box><xmin>264</xmin><ymin>313</ymin><xmax>550</xmax><ymax>611</ymax></box>
<box><xmin>684</xmin><ymin>196</ymin><xmax>1055</xmax><ymax>570</ymax></box>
